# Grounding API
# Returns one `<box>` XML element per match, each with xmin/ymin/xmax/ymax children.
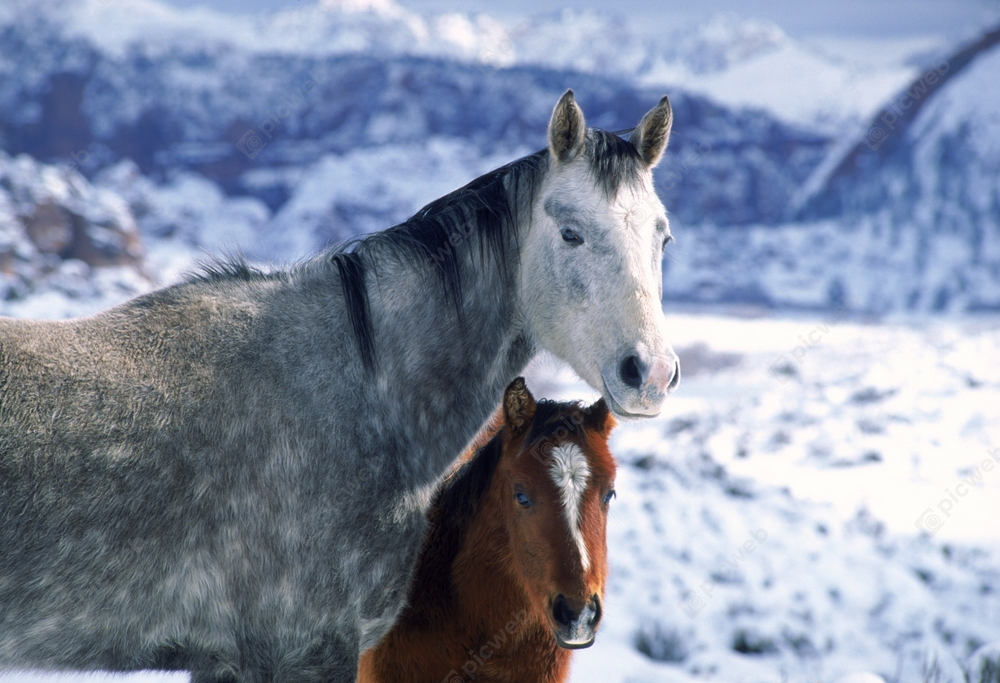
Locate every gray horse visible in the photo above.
<box><xmin>0</xmin><ymin>90</ymin><xmax>679</xmax><ymax>683</ymax></box>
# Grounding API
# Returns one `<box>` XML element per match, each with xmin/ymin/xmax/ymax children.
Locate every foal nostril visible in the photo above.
<box><xmin>552</xmin><ymin>594</ymin><xmax>579</xmax><ymax>629</ymax></box>
<box><xmin>589</xmin><ymin>595</ymin><xmax>603</xmax><ymax>627</ymax></box>
<box><xmin>618</xmin><ymin>354</ymin><xmax>645</xmax><ymax>389</ymax></box>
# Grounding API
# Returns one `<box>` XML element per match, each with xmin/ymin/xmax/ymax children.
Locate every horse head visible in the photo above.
<box><xmin>521</xmin><ymin>90</ymin><xmax>680</xmax><ymax>418</ymax></box>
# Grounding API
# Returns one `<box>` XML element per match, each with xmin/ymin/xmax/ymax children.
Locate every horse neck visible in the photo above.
<box><xmin>363</xmin><ymin>158</ymin><xmax>545</xmax><ymax>485</ymax></box>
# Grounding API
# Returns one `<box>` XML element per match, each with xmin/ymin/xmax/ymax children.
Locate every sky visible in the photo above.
<box><xmin>160</xmin><ymin>0</ymin><xmax>999</xmax><ymax>41</ymax></box>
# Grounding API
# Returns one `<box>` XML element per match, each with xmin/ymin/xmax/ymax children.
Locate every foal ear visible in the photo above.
<box><xmin>548</xmin><ymin>89</ymin><xmax>587</xmax><ymax>163</ymax></box>
<box><xmin>583</xmin><ymin>398</ymin><xmax>616</xmax><ymax>439</ymax></box>
<box><xmin>503</xmin><ymin>377</ymin><xmax>536</xmax><ymax>434</ymax></box>
<box><xmin>629</xmin><ymin>95</ymin><xmax>672</xmax><ymax>168</ymax></box>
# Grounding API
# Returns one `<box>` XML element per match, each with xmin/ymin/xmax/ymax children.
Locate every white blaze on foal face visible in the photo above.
<box><xmin>548</xmin><ymin>443</ymin><xmax>591</xmax><ymax>571</ymax></box>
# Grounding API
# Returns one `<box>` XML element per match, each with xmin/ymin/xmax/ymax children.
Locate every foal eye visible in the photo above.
<box><xmin>602</xmin><ymin>490</ymin><xmax>616</xmax><ymax>506</ymax></box>
<box><xmin>560</xmin><ymin>227</ymin><xmax>584</xmax><ymax>245</ymax></box>
<box><xmin>515</xmin><ymin>491</ymin><xmax>532</xmax><ymax>507</ymax></box>
<box><xmin>662</xmin><ymin>235</ymin><xmax>674</xmax><ymax>250</ymax></box>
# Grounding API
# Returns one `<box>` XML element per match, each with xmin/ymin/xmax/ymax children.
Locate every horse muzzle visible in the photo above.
<box><xmin>601</xmin><ymin>349</ymin><xmax>680</xmax><ymax>418</ymax></box>
<box><xmin>551</xmin><ymin>594</ymin><xmax>602</xmax><ymax>649</ymax></box>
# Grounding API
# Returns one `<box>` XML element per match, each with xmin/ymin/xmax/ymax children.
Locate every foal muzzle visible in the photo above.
<box><xmin>552</xmin><ymin>594</ymin><xmax>602</xmax><ymax>649</ymax></box>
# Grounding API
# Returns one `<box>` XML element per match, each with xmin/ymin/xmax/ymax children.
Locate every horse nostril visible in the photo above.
<box><xmin>552</xmin><ymin>594</ymin><xmax>579</xmax><ymax>629</ymax></box>
<box><xmin>618</xmin><ymin>354</ymin><xmax>644</xmax><ymax>389</ymax></box>
<box><xmin>667</xmin><ymin>358</ymin><xmax>680</xmax><ymax>392</ymax></box>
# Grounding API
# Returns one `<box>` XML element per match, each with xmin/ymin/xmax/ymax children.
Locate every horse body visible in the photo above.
<box><xmin>1</xmin><ymin>91</ymin><xmax>677</xmax><ymax>682</ymax></box>
<box><xmin>2</xmin><ymin>268</ymin><xmax>382</xmax><ymax>676</ymax></box>
<box><xmin>358</xmin><ymin>379</ymin><xmax>617</xmax><ymax>683</ymax></box>
<box><xmin>1</xmin><ymin>251</ymin><xmax>523</xmax><ymax>680</ymax></box>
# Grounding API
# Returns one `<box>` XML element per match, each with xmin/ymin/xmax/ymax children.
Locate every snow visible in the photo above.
<box><xmin>4</xmin><ymin>240</ymin><xmax>999</xmax><ymax>682</ymax></box>
<box><xmin>645</xmin><ymin>41</ymin><xmax>917</xmax><ymax>132</ymax></box>
<box><xmin>906</xmin><ymin>44</ymin><xmax>1000</xmax><ymax>221</ymax></box>
<box><xmin>656</xmin><ymin>212</ymin><xmax>1000</xmax><ymax>313</ymax></box>
<box><xmin>636</xmin><ymin>15</ymin><xmax>922</xmax><ymax>132</ymax></box>
<box><xmin>523</xmin><ymin>311</ymin><xmax>1000</xmax><ymax>682</ymax></box>
<box><xmin>2</xmin><ymin>0</ymin><xmax>999</xmax><ymax>680</ymax></box>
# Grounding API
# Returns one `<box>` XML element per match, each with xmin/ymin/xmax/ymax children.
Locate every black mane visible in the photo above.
<box><xmin>435</xmin><ymin>434</ymin><xmax>505</xmax><ymax>527</ymax></box>
<box><xmin>329</xmin><ymin>148</ymin><xmax>547</xmax><ymax>372</ymax></box>
<box><xmin>332</xmin><ymin>131</ymin><xmax>644</xmax><ymax>371</ymax></box>
<box><xmin>587</xmin><ymin>128</ymin><xmax>645</xmax><ymax>199</ymax></box>
<box><xmin>187</xmin><ymin>129</ymin><xmax>644</xmax><ymax>373</ymax></box>
<box><xmin>188</xmin><ymin>255</ymin><xmax>288</xmax><ymax>285</ymax></box>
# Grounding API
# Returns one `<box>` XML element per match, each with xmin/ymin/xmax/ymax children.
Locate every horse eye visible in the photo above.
<box><xmin>561</xmin><ymin>227</ymin><xmax>584</xmax><ymax>245</ymax></box>
<box><xmin>602</xmin><ymin>490</ymin><xmax>616</xmax><ymax>506</ymax></box>
<box><xmin>515</xmin><ymin>491</ymin><xmax>532</xmax><ymax>507</ymax></box>
<box><xmin>662</xmin><ymin>235</ymin><xmax>674</xmax><ymax>249</ymax></box>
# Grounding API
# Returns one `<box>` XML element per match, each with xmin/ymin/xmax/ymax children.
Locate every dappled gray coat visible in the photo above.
<box><xmin>0</xmin><ymin>90</ymin><xmax>678</xmax><ymax>683</ymax></box>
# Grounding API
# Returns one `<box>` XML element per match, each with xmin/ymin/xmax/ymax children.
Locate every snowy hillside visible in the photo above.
<box><xmin>652</xmin><ymin>24</ymin><xmax>1000</xmax><ymax>314</ymax></box>
<box><xmin>788</xmin><ymin>24</ymin><xmax>1000</xmax><ymax>313</ymax></box>
<box><xmin>533</xmin><ymin>311</ymin><xmax>1000</xmax><ymax>682</ymax></box>
<box><xmin>6</xmin><ymin>0</ymin><xmax>997</xmax><ymax>313</ymax></box>
<box><xmin>0</xmin><ymin>151</ymin><xmax>151</xmax><ymax>311</ymax></box>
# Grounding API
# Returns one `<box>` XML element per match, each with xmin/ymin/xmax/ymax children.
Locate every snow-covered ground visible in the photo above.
<box><xmin>528</xmin><ymin>310</ymin><xmax>1000</xmax><ymax>682</ymax></box>
<box><xmin>3</xmin><ymin>269</ymin><xmax>999</xmax><ymax>682</ymax></box>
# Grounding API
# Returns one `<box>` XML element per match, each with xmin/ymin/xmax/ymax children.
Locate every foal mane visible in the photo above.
<box><xmin>435</xmin><ymin>398</ymin><xmax>592</xmax><ymax>528</ymax></box>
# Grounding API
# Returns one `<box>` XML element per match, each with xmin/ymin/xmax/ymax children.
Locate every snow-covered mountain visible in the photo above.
<box><xmin>1</xmin><ymin>0</ymin><xmax>997</xmax><ymax>315</ymax></box>
<box><xmin>0</xmin><ymin>0</ymin><xmax>831</xmax><ymax>234</ymax></box>
<box><xmin>655</xmin><ymin>23</ymin><xmax>1000</xmax><ymax>314</ymax></box>
<box><xmin>790</xmin><ymin>24</ymin><xmax>1000</xmax><ymax>312</ymax></box>
<box><xmin>797</xmin><ymin>24</ymin><xmax>1000</xmax><ymax>224</ymax></box>
<box><xmin>37</xmin><ymin>0</ymin><xmax>929</xmax><ymax>132</ymax></box>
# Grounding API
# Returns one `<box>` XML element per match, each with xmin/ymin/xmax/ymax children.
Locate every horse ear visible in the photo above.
<box><xmin>629</xmin><ymin>95</ymin><xmax>672</xmax><ymax>168</ymax></box>
<box><xmin>583</xmin><ymin>398</ymin><xmax>616</xmax><ymax>439</ymax></box>
<box><xmin>548</xmin><ymin>89</ymin><xmax>586</xmax><ymax>163</ymax></box>
<box><xmin>503</xmin><ymin>377</ymin><xmax>536</xmax><ymax>434</ymax></box>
